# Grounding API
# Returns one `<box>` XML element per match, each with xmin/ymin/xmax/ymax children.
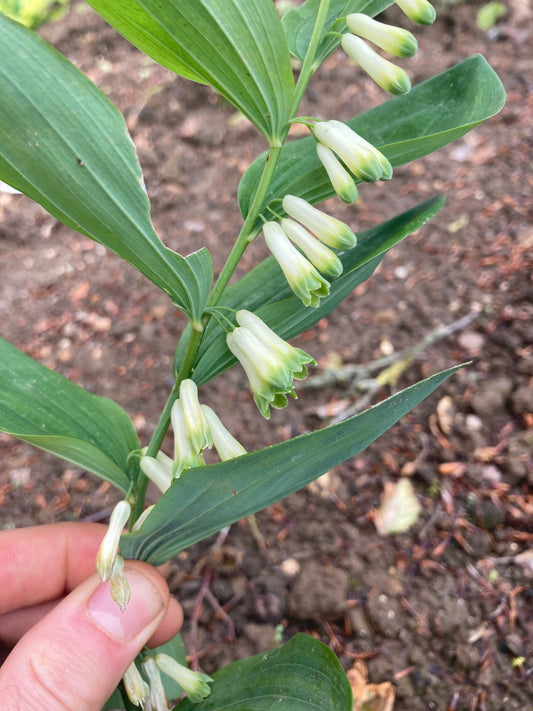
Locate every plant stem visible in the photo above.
<box><xmin>132</xmin><ymin>324</ymin><xmax>203</xmax><ymax>521</ymax></box>
<box><xmin>290</xmin><ymin>0</ymin><xmax>331</xmax><ymax>118</ymax></box>
<box><xmin>207</xmin><ymin>141</ymin><xmax>282</xmax><ymax>307</ymax></box>
<box><xmin>131</xmin><ymin>3</ymin><xmax>330</xmax><ymax>519</ymax></box>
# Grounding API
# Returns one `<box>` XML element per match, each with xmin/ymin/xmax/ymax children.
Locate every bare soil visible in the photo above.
<box><xmin>0</xmin><ymin>2</ymin><xmax>532</xmax><ymax>709</ymax></box>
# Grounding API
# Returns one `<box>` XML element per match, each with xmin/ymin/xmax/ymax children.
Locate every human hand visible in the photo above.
<box><xmin>0</xmin><ymin>522</ymin><xmax>183</xmax><ymax>711</ymax></box>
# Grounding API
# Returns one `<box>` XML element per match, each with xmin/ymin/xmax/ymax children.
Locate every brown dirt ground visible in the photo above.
<box><xmin>0</xmin><ymin>2</ymin><xmax>532</xmax><ymax>709</ymax></box>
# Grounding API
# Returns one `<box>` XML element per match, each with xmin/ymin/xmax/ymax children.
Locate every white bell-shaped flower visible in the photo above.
<box><xmin>342</xmin><ymin>33</ymin><xmax>411</xmax><ymax>96</ymax></box>
<box><xmin>346</xmin><ymin>14</ymin><xmax>418</xmax><ymax>57</ymax></box>
<box><xmin>282</xmin><ymin>194</ymin><xmax>357</xmax><ymax>249</ymax></box>
<box><xmin>263</xmin><ymin>221</ymin><xmax>330</xmax><ymax>307</ymax></box>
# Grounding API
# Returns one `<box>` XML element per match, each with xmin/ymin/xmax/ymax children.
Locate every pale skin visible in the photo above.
<box><xmin>0</xmin><ymin>522</ymin><xmax>183</xmax><ymax>711</ymax></box>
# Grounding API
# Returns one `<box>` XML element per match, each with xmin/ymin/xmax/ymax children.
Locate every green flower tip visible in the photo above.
<box><xmin>155</xmin><ymin>654</ymin><xmax>213</xmax><ymax>704</ymax></box>
<box><xmin>388</xmin><ymin>67</ymin><xmax>412</xmax><ymax>96</ymax></box>
<box><xmin>395</xmin><ymin>0</ymin><xmax>436</xmax><ymax>25</ymax></box>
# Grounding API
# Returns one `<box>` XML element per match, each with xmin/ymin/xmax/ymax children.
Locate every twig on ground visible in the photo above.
<box><xmin>189</xmin><ymin>526</ymin><xmax>230</xmax><ymax>670</ymax></box>
<box><xmin>304</xmin><ymin>311</ymin><xmax>478</xmax><ymax>423</ymax></box>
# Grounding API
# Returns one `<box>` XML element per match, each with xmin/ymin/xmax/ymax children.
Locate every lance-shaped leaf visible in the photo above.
<box><xmin>0</xmin><ymin>15</ymin><xmax>212</xmax><ymax>323</ymax></box>
<box><xmin>176</xmin><ymin>634</ymin><xmax>352</xmax><ymax>711</ymax></box>
<box><xmin>85</xmin><ymin>0</ymin><xmax>294</xmax><ymax>141</ymax></box>
<box><xmin>283</xmin><ymin>0</ymin><xmax>391</xmax><ymax>65</ymax></box>
<box><xmin>174</xmin><ymin>196</ymin><xmax>444</xmax><ymax>385</ymax></box>
<box><xmin>238</xmin><ymin>55</ymin><xmax>505</xmax><ymax>221</ymax></box>
<box><xmin>0</xmin><ymin>339</ymin><xmax>137</xmax><ymax>492</ymax></box>
<box><xmin>121</xmin><ymin>363</ymin><xmax>461</xmax><ymax>564</ymax></box>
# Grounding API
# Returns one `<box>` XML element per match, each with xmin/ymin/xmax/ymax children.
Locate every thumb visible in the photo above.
<box><xmin>0</xmin><ymin>561</ymin><xmax>171</xmax><ymax>711</ymax></box>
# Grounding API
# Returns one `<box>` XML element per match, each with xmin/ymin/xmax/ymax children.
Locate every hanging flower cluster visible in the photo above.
<box><xmin>262</xmin><ymin>194</ymin><xmax>356</xmax><ymax>308</ymax></box>
<box><xmin>226</xmin><ymin>309</ymin><xmax>315</xmax><ymax>419</ymax></box>
<box><xmin>313</xmin><ymin>119</ymin><xmax>393</xmax><ymax>200</ymax></box>
<box><xmin>122</xmin><ymin>654</ymin><xmax>213</xmax><ymax>710</ymax></box>
<box><xmin>140</xmin><ymin>379</ymin><xmax>247</xmax><ymax>490</ymax></box>
<box><xmin>341</xmin><ymin>3</ymin><xmax>434</xmax><ymax>95</ymax></box>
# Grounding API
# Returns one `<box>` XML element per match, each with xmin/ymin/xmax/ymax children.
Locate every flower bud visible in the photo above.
<box><xmin>140</xmin><ymin>455</ymin><xmax>173</xmax><ymax>493</ymax></box>
<box><xmin>170</xmin><ymin>400</ymin><xmax>206</xmax><ymax>477</ymax></box>
<box><xmin>95</xmin><ymin>500</ymin><xmax>131</xmax><ymax>582</ymax></box>
<box><xmin>109</xmin><ymin>555</ymin><xmax>130</xmax><ymax>612</ymax></box>
<box><xmin>201</xmin><ymin>405</ymin><xmax>247</xmax><ymax>460</ymax></box>
<box><xmin>341</xmin><ymin>33</ymin><xmax>411</xmax><ymax>96</ymax></box>
<box><xmin>346</xmin><ymin>14</ymin><xmax>418</xmax><ymax>57</ymax></box>
<box><xmin>394</xmin><ymin>0</ymin><xmax>436</xmax><ymax>25</ymax></box>
<box><xmin>155</xmin><ymin>654</ymin><xmax>213</xmax><ymax>704</ymax></box>
<box><xmin>179</xmin><ymin>379</ymin><xmax>212</xmax><ymax>453</ymax></box>
<box><xmin>123</xmin><ymin>661</ymin><xmax>149</xmax><ymax>707</ymax></box>
<box><xmin>281</xmin><ymin>218</ymin><xmax>343</xmax><ymax>279</ymax></box>
<box><xmin>316</xmin><ymin>142</ymin><xmax>358</xmax><ymax>203</ymax></box>
<box><xmin>282</xmin><ymin>194</ymin><xmax>356</xmax><ymax>249</ymax></box>
<box><xmin>263</xmin><ymin>221</ymin><xmax>330</xmax><ymax>308</ymax></box>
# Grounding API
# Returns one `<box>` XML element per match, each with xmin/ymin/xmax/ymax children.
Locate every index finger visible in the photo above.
<box><xmin>0</xmin><ymin>521</ymin><xmax>106</xmax><ymax>614</ymax></box>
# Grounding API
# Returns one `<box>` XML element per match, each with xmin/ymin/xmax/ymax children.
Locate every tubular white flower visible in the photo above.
<box><xmin>316</xmin><ymin>143</ymin><xmax>358</xmax><ymax>203</ymax></box>
<box><xmin>95</xmin><ymin>500</ymin><xmax>131</xmax><ymax>582</ymax></box>
<box><xmin>142</xmin><ymin>657</ymin><xmax>169</xmax><ymax>711</ymax></box>
<box><xmin>179</xmin><ymin>379</ymin><xmax>212</xmax><ymax>453</ymax></box>
<box><xmin>394</xmin><ymin>0</ymin><xmax>436</xmax><ymax>25</ymax></box>
<box><xmin>140</xmin><ymin>455</ymin><xmax>172</xmax><ymax>493</ymax></box>
<box><xmin>236</xmin><ymin>310</ymin><xmax>314</xmax><ymax>381</ymax></box>
<box><xmin>282</xmin><ymin>194</ymin><xmax>357</xmax><ymax>249</ymax></box>
<box><xmin>170</xmin><ymin>400</ymin><xmax>206</xmax><ymax>477</ymax></box>
<box><xmin>201</xmin><ymin>405</ymin><xmax>247</xmax><ymax>460</ymax></box>
<box><xmin>314</xmin><ymin>120</ymin><xmax>391</xmax><ymax>182</ymax></box>
<box><xmin>156</xmin><ymin>450</ymin><xmax>174</xmax><ymax>476</ymax></box>
<box><xmin>346</xmin><ymin>14</ymin><xmax>418</xmax><ymax>57</ymax></box>
<box><xmin>341</xmin><ymin>33</ymin><xmax>411</xmax><ymax>96</ymax></box>
<box><xmin>156</xmin><ymin>654</ymin><xmax>213</xmax><ymax>704</ymax></box>
<box><xmin>123</xmin><ymin>661</ymin><xmax>149</xmax><ymax>708</ymax></box>
<box><xmin>109</xmin><ymin>555</ymin><xmax>130</xmax><ymax>612</ymax></box>
<box><xmin>132</xmin><ymin>504</ymin><xmax>155</xmax><ymax>532</ymax></box>
<box><xmin>263</xmin><ymin>221</ymin><xmax>330</xmax><ymax>308</ymax></box>
<box><xmin>227</xmin><ymin>310</ymin><xmax>315</xmax><ymax>419</ymax></box>
<box><xmin>281</xmin><ymin>218</ymin><xmax>343</xmax><ymax>279</ymax></box>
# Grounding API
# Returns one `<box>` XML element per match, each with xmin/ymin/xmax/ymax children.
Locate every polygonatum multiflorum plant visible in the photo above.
<box><xmin>0</xmin><ymin>0</ymin><xmax>505</xmax><ymax>708</ymax></box>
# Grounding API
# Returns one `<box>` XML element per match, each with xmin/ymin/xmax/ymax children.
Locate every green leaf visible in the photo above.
<box><xmin>238</xmin><ymin>55</ymin><xmax>506</xmax><ymax>221</ymax></box>
<box><xmin>175</xmin><ymin>634</ymin><xmax>352</xmax><ymax>711</ymax></box>
<box><xmin>283</xmin><ymin>0</ymin><xmax>391</xmax><ymax>64</ymax></box>
<box><xmin>175</xmin><ymin>196</ymin><xmax>444</xmax><ymax>385</ymax></box>
<box><xmin>0</xmin><ymin>339</ymin><xmax>137</xmax><ymax>492</ymax></box>
<box><xmin>85</xmin><ymin>0</ymin><xmax>294</xmax><ymax>141</ymax></box>
<box><xmin>121</xmin><ymin>363</ymin><xmax>462</xmax><ymax>564</ymax></box>
<box><xmin>0</xmin><ymin>15</ymin><xmax>211</xmax><ymax>321</ymax></box>
<box><xmin>102</xmin><ymin>688</ymin><xmax>127</xmax><ymax>710</ymax></box>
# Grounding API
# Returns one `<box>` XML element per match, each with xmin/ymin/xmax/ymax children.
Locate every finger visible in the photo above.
<box><xmin>0</xmin><ymin>522</ymin><xmax>106</xmax><ymax>613</ymax></box>
<box><xmin>0</xmin><ymin>561</ymin><xmax>182</xmax><ymax>711</ymax></box>
<box><xmin>0</xmin><ymin>594</ymin><xmax>183</xmax><ymax>649</ymax></box>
